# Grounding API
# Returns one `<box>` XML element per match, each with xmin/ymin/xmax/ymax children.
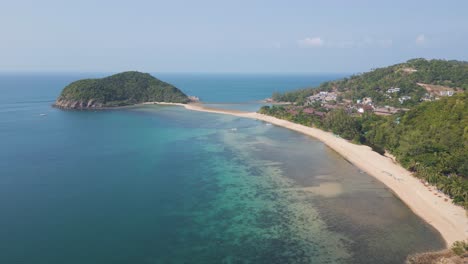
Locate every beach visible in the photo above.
<box><xmin>153</xmin><ymin>102</ymin><xmax>468</xmax><ymax>246</ymax></box>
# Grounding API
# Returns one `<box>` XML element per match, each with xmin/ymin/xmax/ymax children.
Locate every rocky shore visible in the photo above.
<box><xmin>53</xmin><ymin>99</ymin><xmax>103</xmax><ymax>109</ymax></box>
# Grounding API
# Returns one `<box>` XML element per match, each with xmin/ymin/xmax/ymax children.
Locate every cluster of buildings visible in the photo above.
<box><xmin>355</xmin><ymin>104</ymin><xmax>401</xmax><ymax>115</ymax></box>
<box><xmin>282</xmin><ymin>92</ymin><xmax>408</xmax><ymax>118</ymax></box>
<box><xmin>297</xmin><ymin>88</ymin><xmax>414</xmax><ymax>118</ymax></box>
<box><xmin>384</xmin><ymin>87</ymin><xmax>413</xmax><ymax>103</ymax></box>
<box><xmin>274</xmin><ymin>82</ymin><xmax>459</xmax><ymax>120</ymax></box>
<box><xmin>306</xmin><ymin>91</ymin><xmax>338</xmax><ymax>104</ymax></box>
<box><xmin>420</xmin><ymin>90</ymin><xmax>455</xmax><ymax>102</ymax></box>
<box><xmin>354</xmin><ymin>96</ymin><xmax>403</xmax><ymax>115</ymax></box>
<box><xmin>392</xmin><ymin>87</ymin><xmax>457</xmax><ymax>103</ymax></box>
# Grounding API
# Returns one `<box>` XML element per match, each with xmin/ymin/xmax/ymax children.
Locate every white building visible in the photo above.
<box><xmin>399</xmin><ymin>96</ymin><xmax>411</xmax><ymax>104</ymax></box>
<box><xmin>440</xmin><ymin>90</ymin><xmax>454</xmax><ymax>96</ymax></box>
<box><xmin>387</xmin><ymin>87</ymin><xmax>401</xmax><ymax>93</ymax></box>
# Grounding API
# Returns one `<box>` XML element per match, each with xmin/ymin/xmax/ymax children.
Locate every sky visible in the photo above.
<box><xmin>1</xmin><ymin>0</ymin><xmax>467</xmax><ymax>73</ymax></box>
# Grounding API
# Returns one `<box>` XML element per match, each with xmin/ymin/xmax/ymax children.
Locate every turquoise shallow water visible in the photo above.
<box><xmin>0</xmin><ymin>74</ymin><xmax>444</xmax><ymax>263</ymax></box>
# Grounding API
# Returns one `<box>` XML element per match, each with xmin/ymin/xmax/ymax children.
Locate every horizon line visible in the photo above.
<box><xmin>0</xmin><ymin>71</ymin><xmax>354</xmax><ymax>75</ymax></box>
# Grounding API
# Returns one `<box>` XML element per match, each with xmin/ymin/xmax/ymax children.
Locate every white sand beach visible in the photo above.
<box><xmin>151</xmin><ymin>102</ymin><xmax>468</xmax><ymax>246</ymax></box>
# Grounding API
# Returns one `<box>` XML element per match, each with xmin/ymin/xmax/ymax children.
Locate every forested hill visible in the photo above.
<box><xmin>273</xmin><ymin>58</ymin><xmax>468</xmax><ymax>107</ymax></box>
<box><xmin>54</xmin><ymin>71</ymin><xmax>189</xmax><ymax>109</ymax></box>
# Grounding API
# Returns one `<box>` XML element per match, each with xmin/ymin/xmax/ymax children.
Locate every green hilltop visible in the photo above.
<box><xmin>55</xmin><ymin>71</ymin><xmax>189</xmax><ymax>109</ymax></box>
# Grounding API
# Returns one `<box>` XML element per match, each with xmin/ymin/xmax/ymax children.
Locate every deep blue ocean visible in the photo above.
<box><xmin>0</xmin><ymin>73</ymin><xmax>444</xmax><ymax>263</ymax></box>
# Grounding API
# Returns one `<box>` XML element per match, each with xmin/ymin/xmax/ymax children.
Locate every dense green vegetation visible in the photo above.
<box><xmin>273</xmin><ymin>59</ymin><xmax>468</xmax><ymax>107</ymax></box>
<box><xmin>260</xmin><ymin>93</ymin><xmax>468</xmax><ymax>207</ymax></box>
<box><xmin>56</xmin><ymin>71</ymin><xmax>189</xmax><ymax>107</ymax></box>
<box><xmin>366</xmin><ymin>93</ymin><xmax>468</xmax><ymax>206</ymax></box>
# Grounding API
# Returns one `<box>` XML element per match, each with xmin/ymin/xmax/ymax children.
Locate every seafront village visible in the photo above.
<box><xmin>265</xmin><ymin>83</ymin><xmax>460</xmax><ymax>118</ymax></box>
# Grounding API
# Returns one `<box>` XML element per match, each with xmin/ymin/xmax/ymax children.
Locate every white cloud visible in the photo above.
<box><xmin>416</xmin><ymin>34</ymin><xmax>426</xmax><ymax>45</ymax></box>
<box><xmin>297</xmin><ymin>36</ymin><xmax>392</xmax><ymax>49</ymax></box>
<box><xmin>298</xmin><ymin>37</ymin><xmax>324</xmax><ymax>48</ymax></box>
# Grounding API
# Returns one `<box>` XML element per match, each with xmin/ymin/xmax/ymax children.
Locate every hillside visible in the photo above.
<box><xmin>273</xmin><ymin>58</ymin><xmax>468</xmax><ymax>107</ymax></box>
<box><xmin>367</xmin><ymin>93</ymin><xmax>468</xmax><ymax>207</ymax></box>
<box><xmin>54</xmin><ymin>71</ymin><xmax>189</xmax><ymax>109</ymax></box>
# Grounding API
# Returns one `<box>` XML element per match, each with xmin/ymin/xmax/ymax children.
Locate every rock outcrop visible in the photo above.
<box><xmin>53</xmin><ymin>99</ymin><xmax>103</xmax><ymax>109</ymax></box>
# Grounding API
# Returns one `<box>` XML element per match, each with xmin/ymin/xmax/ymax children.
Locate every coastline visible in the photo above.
<box><xmin>150</xmin><ymin>102</ymin><xmax>467</xmax><ymax>246</ymax></box>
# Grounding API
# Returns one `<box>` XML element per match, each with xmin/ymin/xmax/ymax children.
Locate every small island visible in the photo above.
<box><xmin>54</xmin><ymin>71</ymin><xmax>189</xmax><ymax>109</ymax></box>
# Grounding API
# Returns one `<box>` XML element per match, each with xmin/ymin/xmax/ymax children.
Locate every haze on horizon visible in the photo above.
<box><xmin>1</xmin><ymin>0</ymin><xmax>467</xmax><ymax>73</ymax></box>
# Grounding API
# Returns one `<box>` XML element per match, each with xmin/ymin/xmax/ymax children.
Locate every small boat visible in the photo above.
<box><xmin>39</xmin><ymin>113</ymin><xmax>47</xmax><ymax>116</ymax></box>
<box><xmin>230</xmin><ymin>128</ymin><xmax>237</xmax><ymax>131</ymax></box>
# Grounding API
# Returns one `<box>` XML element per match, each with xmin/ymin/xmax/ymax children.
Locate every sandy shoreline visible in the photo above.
<box><xmin>149</xmin><ymin>102</ymin><xmax>467</xmax><ymax>246</ymax></box>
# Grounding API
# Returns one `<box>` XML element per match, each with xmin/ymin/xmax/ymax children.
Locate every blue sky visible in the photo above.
<box><xmin>1</xmin><ymin>0</ymin><xmax>467</xmax><ymax>72</ymax></box>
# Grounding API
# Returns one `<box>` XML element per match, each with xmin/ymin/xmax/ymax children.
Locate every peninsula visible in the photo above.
<box><xmin>54</xmin><ymin>71</ymin><xmax>189</xmax><ymax>109</ymax></box>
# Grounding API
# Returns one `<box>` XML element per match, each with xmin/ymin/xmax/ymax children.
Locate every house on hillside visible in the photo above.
<box><xmin>421</xmin><ymin>93</ymin><xmax>434</xmax><ymax>102</ymax></box>
<box><xmin>398</xmin><ymin>96</ymin><xmax>411</xmax><ymax>104</ymax></box>
<box><xmin>440</xmin><ymin>90</ymin><xmax>454</xmax><ymax>96</ymax></box>
<box><xmin>387</xmin><ymin>87</ymin><xmax>401</xmax><ymax>93</ymax></box>
<box><xmin>363</xmin><ymin>97</ymin><xmax>373</xmax><ymax>105</ymax></box>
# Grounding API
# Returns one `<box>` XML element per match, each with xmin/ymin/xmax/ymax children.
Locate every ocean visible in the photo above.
<box><xmin>0</xmin><ymin>73</ymin><xmax>444</xmax><ymax>263</ymax></box>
